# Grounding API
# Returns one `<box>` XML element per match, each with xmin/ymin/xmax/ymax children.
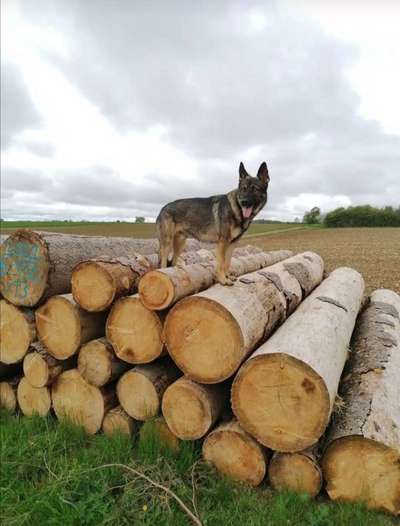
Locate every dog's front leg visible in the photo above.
<box><xmin>224</xmin><ymin>242</ymin><xmax>237</xmax><ymax>281</ymax></box>
<box><xmin>216</xmin><ymin>241</ymin><xmax>235</xmax><ymax>286</ymax></box>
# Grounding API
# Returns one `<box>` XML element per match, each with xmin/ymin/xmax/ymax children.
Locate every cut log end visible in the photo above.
<box><xmin>36</xmin><ymin>296</ymin><xmax>80</xmax><ymax>359</ymax></box>
<box><xmin>52</xmin><ymin>369</ymin><xmax>107</xmax><ymax>434</ymax></box>
<box><xmin>72</xmin><ymin>261</ymin><xmax>117</xmax><ymax>312</ymax></box>
<box><xmin>78</xmin><ymin>339</ymin><xmax>113</xmax><ymax>387</ymax></box>
<box><xmin>0</xmin><ymin>230</ymin><xmax>49</xmax><ymax>306</ymax></box>
<box><xmin>17</xmin><ymin>377</ymin><xmax>51</xmax><ymax>417</ymax></box>
<box><xmin>269</xmin><ymin>452</ymin><xmax>322</xmax><ymax>497</ymax></box>
<box><xmin>323</xmin><ymin>436</ymin><xmax>400</xmax><ymax>516</ymax></box>
<box><xmin>102</xmin><ymin>406</ymin><xmax>135</xmax><ymax>437</ymax></box>
<box><xmin>106</xmin><ymin>296</ymin><xmax>164</xmax><ymax>364</ymax></box>
<box><xmin>138</xmin><ymin>270</ymin><xmax>175</xmax><ymax>311</ymax></box>
<box><xmin>0</xmin><ymin>301</ymin><xmax>36</xmax><ymax>364</ymax></box>
<box><xmin>139</xmin><ymin>417</ymin><xmax>180</xmax><ymax>453</ymax></box>
<box><xmin>232</xmin><ymin>354</ymin><xmax>330</xmax><ymax>451</ymax></box>
<box><xmin>165</xmin><ymin>296</ymin><xmax>242</xmax><ymax>383</ymax></box>
<box><xmin>202</xmin><ymin>420</ymin><xmax>267</xmax><ymax>486</ymax></box>
<box><xmin>117</xmin><ymin>370</ymin><xmax>160</xmax><ymax>421</ymax></box>
<box><xmin>0</xmin><ymin>380</ymin><xmax>18</xmax><ymax>412</ymax></box>
<box><xmin>162</xmin><ymin>379</ymin><xmax>214</xmax><ymax>440</ymax></box>
<box><xmin>23</xmin><ymin>352</ymin><xmax>50</xmax><ymax>388</ymax></box>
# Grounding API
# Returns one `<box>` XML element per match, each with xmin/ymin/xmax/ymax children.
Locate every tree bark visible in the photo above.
<box><xmin>17</xmin><ymin>376</ymin><xmax>52</xmax><ymax>417</ymax></box>
<box><xmin>161</xmin><ymin>377</ymin><xmax>230</xmax><ymax>440</ymax></box>
<box><xmin>0</xmin><ymin>229</ymin><xmax>205</xmax><ymax>307</ymax></box>
<box><xmin>139</xmin><ymin>249</ymin><xmax>293</xmax><ymax>311</ymax></box>
<box><xmin>23</xmin><ymin>341</ymin><xmax>75</xmax><ymax>388</ymax></box>
<box><xmin>116</xmin><ymin>358</ymin><xmax>181</xmax><ymax>421</ymax></box>
<box><xmin>322</xmin><ymin>289</ymin><xmax>400</xmax><ymax>516</ymax></box>
<box><xmin>102</xmin><ymin>405</ymin><xmax>136</xmax><ymax>437</ymax></box>
<box><xmin>0</xmin><ymin>301</ymin><xmax>36</xmax><ymax>364</ymax></box>
<box><xmin>0</xmin><ymin>374</ymin><xmax>20</xmax><ymax>412</ymax></box>
<box><xmin>36</xmin><ymin>294</ymin><xmax>107</xmax><ymax>359</ymax></box>
<box><xmin>268</xmin><ymin>445</ymin><xmax>323</xmax><ymax>497</ymax></box>
<box><xmin>164</xmin><ymin>252</ymin><xmax>323</xmax><ymax>384</ymax></box>
<box><xmin>78</xmin><ymin>337</ymin><xmax>130</xmax><ymax>387</ymax></box>
<box><xmin>52</xmin><ymin>369</ymin><xmax>117</xmax><ymax>434</ymax></box>
<box><xmin>232</xmin><ymin>267</ymin><xmax>364</xmax><ymax>452</ymax></box>
<box><xmin>106</xmin><ymin>294</ymin><xmax>166</xmax><ymax>364</ymax></box>
<box><xmin>202</xmin><ymin>419</ymin><xmax>271</xmax><ymax>486</ymax></box>
<box><xmin>71</xmin><ymin>254</ymin><xmax>158</xmax><ymax>312</ymax></box>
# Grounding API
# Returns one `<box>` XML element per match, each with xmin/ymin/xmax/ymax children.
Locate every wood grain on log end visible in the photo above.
<box><xmin>202</xmin><ymin>419</ymin><xmax>269</xmax><ymax>486</ymax></box>
<box><xmin>269</xmin><ymin>450</ymin><xmax>322</xmax><ymax>497</ymax></box>
<box><xmin>106</xmin><ymin>295</ymin><xmax>165</xmax><ymax>364</ymax></box>
<box><xmin>0</xmin><ymin>301</ymin><xmax>36</xmax><ymax>364</ymax></box>
<box><xmin>0</xmin><ymin>377</ymin><xmax>19</xmax><ymax>412</ymax></box>
<box><xmin>78</xmin><ymin>338</ymin><xmax>128</xmax><ymax>387</ymax></box>
<box><xmin>164</xmin><ymin>296</ymin><xmax>243</xmax><ymax>383</ymax></box>
<box><xmin>138</xmin><ymin>270</ymin><xmax>175</xmax><ymax>311</ymax></box>
<box><xmin>139</xmin><ymin>417</ymin><xmax>180</xmax><ymax>453</ymax></box>
<box><xmin>322</xmin><ymin>436</ymin><xmax>400</xmax><ymax>515</ymax></box>
<box><xmin>17</xmin><ymin>377</ymin><xmax>51</xmax><ymax>417</ymax></box>
<box><xmin>102</xmin><ymin>405</ymin><xmax>136</xmax><ymax>437</ymax></box>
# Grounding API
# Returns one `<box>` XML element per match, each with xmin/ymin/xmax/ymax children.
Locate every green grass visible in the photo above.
<box><xmin>0</xmin><ymin>410</ymin><xmax>394</xmax><ymax>526</ymax></box>
<box><xmin>0</xmin><ymin>221</ymin><xmax>319</xmax><ymax>238</ymax></box>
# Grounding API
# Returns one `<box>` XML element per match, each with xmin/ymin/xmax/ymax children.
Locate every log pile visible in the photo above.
<box><xmin>1</xmin><ymin>228</ymin><xmax>399</xmax><ymax>516</ymax></box>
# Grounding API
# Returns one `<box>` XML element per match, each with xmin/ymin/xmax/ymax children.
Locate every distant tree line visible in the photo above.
<box><xmin>302</xmin><ymin>205</ymin><xmax>400</xmax><ymax>227</ymax></box>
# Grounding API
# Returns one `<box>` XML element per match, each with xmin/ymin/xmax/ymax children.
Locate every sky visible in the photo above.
<box><xmin>1</xmin><ymin>0</ymin><xmax>400</xmax><ymax>222</ymax></box>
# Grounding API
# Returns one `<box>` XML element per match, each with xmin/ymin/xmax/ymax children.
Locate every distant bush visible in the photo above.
<box><xmin>324</xmin><ymin>205</ymin><xmax>400</xmax><ymax>228</ymax></box>
<box><xmin>303</xmin><ymin>207</ymin><xmax>321</xmax><ymax>224</ymax></box>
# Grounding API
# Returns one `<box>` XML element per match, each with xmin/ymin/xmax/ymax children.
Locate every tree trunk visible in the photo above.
<box><xmin>36</xmin><ymin>294</ymin><xmax>107</xmax><ymax>359</ymax></box>
<box><xmin>322</xmin><ymin>289</ymin><xmax>400</xmax><ymax>516</ymax></box>
<box><xmin>106</xmin><ymin>294</ymin><xmax>166</xmax><ymax>364</ymax></box>
<box><xmin>71</xmin><ymin>254</ymin><xmax>158</xmax><ymax>312</ymax></box>
<box><xmin>268</xmin><ymin>445</ymin><xmax>323</xmax><ymax>497</ymax></box>
<box><xmin>164</xmin><ymin>252</ymin><xmax>323</xmax><ymax>384</ymax></box>
<box><xmin>161</xmin><ymin>377</ymin><xmax>230</xmax><ymax>440</ymax></box>
<box><xmin>102</xmin><ymin>405</ymin><xmax>136</xmax><ymax>437</ymax></box>
<box><xmin>116</xmin><ymin>358</ymin><xmax>181</xmax><ymax>421</ymax></box>
<box><xmin>139</xmin><ymin>417</ymin><xmax>181</xmax><ymax>453</ymax></box>
<box><xmin>17</xmin><ymin>376</ymin><xmax>52</xmax><ymax>417</ymax></box>
<box><xmin>52</xmin><ymin>369</ymin><xmax>117</xmax><ymax>434</ymax></box>
<box><xmin>232</xmin><ymin>267</ymin><xmax>364</xmax><ymax>452</ymax></box>
<box><xmin>0</xmin><ymin>375</ymin><xmax>20</xmax><ymax>412</ymax></box>
<box><xmin>0</xmin><ymin>301</ymin><xmax>36</xmax><ymax>364</ymax></box>
<box><xmin>23</xmin><ymin>341</ymin><xmax>75</xmax><ymax>388</ymax></box>
<box><xmin>0</xmin><ymin>229</ymin><xmax>205</xmax><ymax>307</ymax></box>
<box><xmin>202</xmin><ymin>419</ymin><xmax>271</xmax><ymax>486</ymax></box>
<box><xmin>78</xmin><ymin>337</ymin><xmax>130</xmax><ymax>387</ymax></box>
<box><xmin>139</xmin><ymin>249</ymin><xmax>293</xmax><ymax>311</ymax></box>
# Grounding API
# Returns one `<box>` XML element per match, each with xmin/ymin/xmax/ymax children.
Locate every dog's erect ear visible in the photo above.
<box><xmin>257</xmin><ymin>162</ymin><xmax>270</xmax><ymax>185</ymax></box>
<box><xmin>239</xmin><ymin>162</ymin><xmax>250</xmax><ymax>181</ymax></box>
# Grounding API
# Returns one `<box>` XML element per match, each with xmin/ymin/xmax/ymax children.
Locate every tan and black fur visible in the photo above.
<box><xmin>156</xmin><ymin>162</ymin><xmax>270</xmax><ymax>285</ymax></box>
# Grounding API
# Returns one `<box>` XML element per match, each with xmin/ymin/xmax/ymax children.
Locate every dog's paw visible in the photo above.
<box><xmin>217</xmin><ymin>276</ymin><xmax>235</xmax><ymax>286</ymax></box>
<box><xmin>227</xmin><ymin>273</ymin><xmax>237</xmax><ymax>281</ymax></box>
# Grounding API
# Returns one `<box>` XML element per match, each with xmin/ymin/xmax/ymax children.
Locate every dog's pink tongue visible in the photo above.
<box><xmin>242</xmin><ymin>206</ymin><xmax>253</xmax><ymax>219</ymax></box>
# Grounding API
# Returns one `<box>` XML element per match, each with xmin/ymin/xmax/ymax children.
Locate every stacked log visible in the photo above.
<box><xmin>0</xmin><ymin>375</ymin><xmax>20</xmax><ymax>412</ymax></box>
<box><xmin>102</xmin><ymin>405</ymin><xmax>136</xmax><ymax>437</ymax></box>
<box><xmin>164</xmin><ymin>252</ymin><xmax>323</xmax><ymax>383</ymax></box>
<box><xmin>52</xmin><ymin>369</ymin><xmax>116</xmax><ymax>434</ymax></box>
<box><xmin>139</xmin><ymin>249</ymin><xmax>293</xmax><ymax>311</ymax></box>
<box><xmin>232</xmin><ymin>267</ymin><xmax>364</xmax><ymax>452</ymax></box>
<box><xmin>322</xmin><ymin>289</ymin><xmax>400</xmax><ymax>516</ymax></box>
<box><xmin>17</xmin><ymin>377</ymin><xmax>51</xmax><ymax>417</ymax></box>
<box><xmin>71</xmin><ymin>254</ymin><xmax>158</xmax><ymax>312</ymax></box>
<box><xmin>23</xmin><ymin>342</ymin><xmax>75</xmax><ymax>388</ymax></box>
<box><xmin>162</xmin><ymin>377</ymin><xmax>230</xmax><ymax>440</ymax></box>
<box><xmin>78</xmin><ymin>338</ymin><xmax>129</xmax><ymax>387</ymax></box>
<box><xmin>0</xmin><ymin>300</ymin><xmax>36</xmax><ymax>364</ymax></box>
<box><xmin>106</xmin><ymin>295</ymin><xmax>165</xmax><ymax>364</ymax></box>
<box><xmin>268</xmin><ymin>446</ymin><xmax>323</xmax><ymax>497</ymax></box>
<box><xmin>139</xmin><ymin>417</ymin><xmax>181</xmax><ymax>453</ymax></box>
<box><xmin>36</xmin><ymin>294</ymin><xmax>106</xmax><ymax>359</ymax></box>
<box><xmin>0</xmin><ymin>229</ymin><xmax>205</xmax><ymax>307</ymax></box>
<box><xmin>202</xmin><ymin>419</ymin><xmax>270</xmax><ymax>486</ymax></box>
<box><xmin>117</xmin><ymin>359</ymin><xmax>181</xmax><ymax>421</ymax></box>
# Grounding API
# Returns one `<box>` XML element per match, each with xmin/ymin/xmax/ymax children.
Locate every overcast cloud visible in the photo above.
<box><xmin>1</xmin><ymin>0</ymin><xmax>399</xmax><ymax>221</ymax></box>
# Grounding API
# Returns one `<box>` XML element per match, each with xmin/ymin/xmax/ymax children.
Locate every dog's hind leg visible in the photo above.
<box><xmin>157</xmin><ymin>214</ymin><xmax>174</xmax><ymax>268</ymax></box>
<box><xmin>171</xmin><ymin>233</ymin><xmax>187</xmax><ymax>266</ymax></box>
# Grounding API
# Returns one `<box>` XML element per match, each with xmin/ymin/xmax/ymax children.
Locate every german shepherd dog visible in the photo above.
<box><xmin>156</xmin><ymin>162</ymin><xmax>270</xmax><ymax>285</ymax></box>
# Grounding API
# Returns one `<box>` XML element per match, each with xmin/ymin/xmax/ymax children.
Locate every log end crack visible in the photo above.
<box><xmin>316</xmin><ymin>296</ymin><xmax>348</xmax><ymax>312</ymax></box>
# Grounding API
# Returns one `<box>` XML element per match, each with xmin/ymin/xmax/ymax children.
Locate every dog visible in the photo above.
<box><xmin>156</xmin><ymin>162</ymin><xmax>269</xmax><ymax>285</ymax></box>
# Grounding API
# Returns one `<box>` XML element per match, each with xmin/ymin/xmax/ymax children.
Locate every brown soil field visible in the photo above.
<box><xmin>244</xmin><ymin>227</ymin><xmax>400</xmax><ymax>295</ymax></box>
